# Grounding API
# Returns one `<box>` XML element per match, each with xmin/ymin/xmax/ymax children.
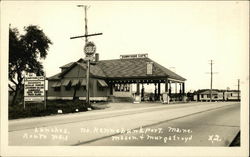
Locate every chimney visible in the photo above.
<box><xmin>95</xmin><ymin>53</ymin><xmax>99</xmax><ymax>62</ymax></box>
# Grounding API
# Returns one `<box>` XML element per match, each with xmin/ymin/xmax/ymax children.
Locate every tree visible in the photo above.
<box><xmin>9</xmin><ymin>25</ymin><xmax>52</xmax><ymax>106</ymax></box>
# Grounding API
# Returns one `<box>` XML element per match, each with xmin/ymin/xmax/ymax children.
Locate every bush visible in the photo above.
<box><xmin>9</xmin><ymin>100</ymin><xmax>88</xmax><ymax>120</ymax></box>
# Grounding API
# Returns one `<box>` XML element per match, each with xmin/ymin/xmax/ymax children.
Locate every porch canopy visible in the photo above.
<box><xmin>97</xmin><ymin>57</ymin><xmax>186</xmax><ymax>100</ymax></box>
<box><xmin>99</xmin><ymin>57</ymin><xmax>186</xmax><ymax>84</ymax></box>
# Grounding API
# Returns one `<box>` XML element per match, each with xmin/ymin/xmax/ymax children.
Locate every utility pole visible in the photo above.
<box><xmin>238</xmin><ymin>79</ymin><xmax>240</xmax><ymax>101</ymax></box>
<box><xmin>233</xmin><ymin>79</ymin><xmax>240</xmax><ymax>101</ymax></box>
<box><xmin>206</xmin><ymin>60</ymin><xmax>218</xmax><ymax>102</ymax></box>
<box><xmin>234</xmin><ymin>79</ymin><xmax>240</xmax><ymax>101</ymax></box>
<box><xmin>210</xmin><ymin>60</ymin><xmax>213</xmax><ymax>102</ymax></box>
<box><xmin>70</xmin><ymin>5</ymin><xmax>103</xmax><ymax>107</ymax></box>
<box><xmin>84</xmin><ymin>5</ymin><xmax>88</xmax><ymax>43</ymax></box>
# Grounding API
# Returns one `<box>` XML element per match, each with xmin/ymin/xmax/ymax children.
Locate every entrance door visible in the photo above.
<box><xmin>110</xmin><ymin>84</ymin><xmax>113</xmax><ymax>95</ymax></box>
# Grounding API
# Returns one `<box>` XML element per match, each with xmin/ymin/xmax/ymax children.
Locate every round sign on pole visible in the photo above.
<box><xmin>84</xmin><ymin>41</ymin><xmax>96</xmax><ymax>56</ymax></box>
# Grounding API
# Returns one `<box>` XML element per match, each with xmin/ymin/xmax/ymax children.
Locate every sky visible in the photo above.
<box><xmin>2</xmin><ymin>1</ymin><xmax>249</xmax><ymax>92</ymax></box>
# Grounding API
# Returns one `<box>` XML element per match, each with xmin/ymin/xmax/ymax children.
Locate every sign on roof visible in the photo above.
<box><xmin>120</xmin><ymin>53</ymin><xmax>148</xmax><ymax>59</ymax></box>
<box><xmin>146</xmin><ymin>62</ymin><xmax>153</xmax><ymax>75</ymax></box>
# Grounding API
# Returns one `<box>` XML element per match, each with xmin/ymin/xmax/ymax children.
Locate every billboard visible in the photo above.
<box><xmin>24</xmin><ymin>73</ymin><xmax>45</xmax><ymax>102</ymax></box>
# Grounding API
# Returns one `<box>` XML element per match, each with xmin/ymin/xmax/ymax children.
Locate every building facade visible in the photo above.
<box><xmin>47</xmin><ymin>54</ymin><xmax>186</xmax><ymax>102</ymax></box>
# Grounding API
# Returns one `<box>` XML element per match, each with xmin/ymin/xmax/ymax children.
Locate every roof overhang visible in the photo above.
<box><xmin>168</xmin><ymin>78</ymin><xmax>185</xmax><ymax>83</ymax></box>
<box><xmin>61</xmin><ymin>79</ymin><xmax>71</xmax><ymax>86</ymax></box>
<box><xmin>51</xmin><ymin>81</ymin><xmax>61</xmax><ymax>87</ymax></box>
<box><xmin>97</xmin><ymin>79</ymin><xmax>108</xmax><ymax>87</ymax></box>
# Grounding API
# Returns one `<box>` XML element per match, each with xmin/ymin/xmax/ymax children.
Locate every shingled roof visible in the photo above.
<box><xmin>48</xmin><ymin>57</ymin><xmax>186</xmax><ymax>81</ymax></box>
<box><xmin>98</xmin><ymin>58</ymin><xmax>186</xmax><ymax>81</ymax></box>
<box><xmin>48</xmin><ymin>73</ymin><xmax>61</xmax><ymax>80</ymax></box>
<box><xmin>59</xmin><ymin>62</ymin><xmax>74</xmax><ymax>68</ymax></box>
<box><xmin>77</xmin><ymin>62</ymin><xmax>106</xmax><ymax>78</ymax></box>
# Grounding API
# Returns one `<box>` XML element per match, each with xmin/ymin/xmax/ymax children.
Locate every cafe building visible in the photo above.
<box><xmin>47</xmin><ymin>54</ymin><xmax>186</xmax><ymax>102</ymax></box>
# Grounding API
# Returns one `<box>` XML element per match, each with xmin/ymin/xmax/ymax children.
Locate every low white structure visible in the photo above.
<box><xmin>193</xmin><ymin>89</ymin><xmax>240</xmax><ymax>101</ymax></box>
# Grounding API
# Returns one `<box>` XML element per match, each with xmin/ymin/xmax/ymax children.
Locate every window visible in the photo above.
<box><xmin>74</xmin><ymin>83</ymin><xmax>80</xmax><ymax>90</ymax></box>
<box><xmin>82</xmin><ymin>86</ymin><xmax>86</xmax><ymax>90</ymax></box>
<box><xmin>98</xmin><ymin>85</ymin><xmax>104</xmax><ymax>91</ymax></box>
<box><xmin>114</xmin><ymin>84</ymin><xmax>130</xmax><ymax>92</ymax></box>
<box><xmin>115</xmin><ymin>84</ymin><xmax>120</xmax><ymax>91</ymax></box>
<box><xmin>124</xmin><ymin>84</ymin><xmax>130</xmax><ymax>92</ymax></box>
<box><xmin>120</xmin><ymin>84</ymin><xmax>124</xmax><ymax>91</ymax></box>
<box><xmin>54</xmin><ymin>87</ymin><xmax>61</xmax><ymax>91</ymax></box>
<box><xmin>65</xmin><ymin>84</ymin><xmax>71</xmax><ymax>91</ymax></box>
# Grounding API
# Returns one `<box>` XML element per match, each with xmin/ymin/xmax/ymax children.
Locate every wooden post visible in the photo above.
<box><xmin>110</xmin><ymin>82</ymin><xmax>113</xmax><ymax>95</ymax></box>
<box><xmin>169</xmin><ymin>81</ymin><xmax>172</xmax><ymax>101</ymax></box>
<box><xmin>175</xmin><ymin>83</ymin><xmax>177</xmax><ymax>93</ymax></box>
<box><xmin>182</xmin><ymin>83</ymin><xmax>185</xmax><ymax>95</ymax></box>
<box><xmin>165</xmin><ymin>79</ymin><xmax>168</xmax><ymax>92</ymax></box>
<box><xmin>165</xmin><ymin>79</ymin><xmax>169</xmax><ymax>103</ymax></box>
<box><xmin>158</xmin><ymin>82</ymin><xmax>161</xmax><ymax>100</ymax></box>
<box><xmin>154</xmin><ymin>83</ymin><xmax>157</xmax><ymax>100</ymax></box>
<box><xmin>136</xmin><ymin>82</ymin><xmax>140</xmax><ymax>95</ymax></box>
<box><xmin>179</xmin><ymin>83</ymin><xmax>182</xmax><ymax>94</ymax></box>
<box><xmin>86</xmin><ymin>59</ymin><xmax>90</xmax><ymax>106</ymax></box>
<box><xmin>179</xmin><ymin>83</ymin><xmax>182</xmax><ymax>101</ymax></box>
<box><xmin>141</xmin><ymin>84</ymin><xmax>144</xmax><ymax>101</ymax></box>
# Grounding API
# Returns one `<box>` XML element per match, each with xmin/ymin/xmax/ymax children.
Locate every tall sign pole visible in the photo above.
<box><xmin>84</xmin><ymin>5</ymin><xmax>88</xmax><ymax>43</ymax></box>
<box><xmin>70</xmin><ymin>5</ymin><xmax>102</xmax><ymax>107</ymax></box>
<box><xmin>83</xmin><ymin>5</ymin><xmax>90</xmax><ymax>106</ymax></box>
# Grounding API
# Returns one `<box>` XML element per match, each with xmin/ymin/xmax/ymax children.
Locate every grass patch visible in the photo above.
<box><xmin>9</xmin><ymin>100</ymin><xmax>89</xmax><ymax>120</ymax></box>
<box><xmin>91</xmin><ymin>101</ymin><xmax>110</xmax><ymax>110</ymax></box>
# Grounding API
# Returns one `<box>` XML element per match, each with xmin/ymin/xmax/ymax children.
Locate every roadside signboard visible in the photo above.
<box><xmin>162</xmin><ymin>92</ymin><xmax>169</xmax><ymax>104</ymax></box>
<box><xmin>134</xmin><ymin>95</ymin><xmax>141</xmax><ymax>103</ymax></box>
<box><xmin>24</xmin><ymin>73</ymin><xmax>46</xmax><ymax>109</ymax></box>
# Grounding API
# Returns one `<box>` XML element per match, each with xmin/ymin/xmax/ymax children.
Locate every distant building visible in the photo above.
<box><xmin>192</xmin><ymin>89</ymin><xmax>240</xmax><ymax>102</ymax></box>
<box><xmin>225</xmin><ymin>90</ymin><xmax>241</xmax><ymax>101</ymax></box>
<box><xmin>47</xmin><ymin>54</ymin><xmax>186</xmax><ymax>102</ymax></box>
